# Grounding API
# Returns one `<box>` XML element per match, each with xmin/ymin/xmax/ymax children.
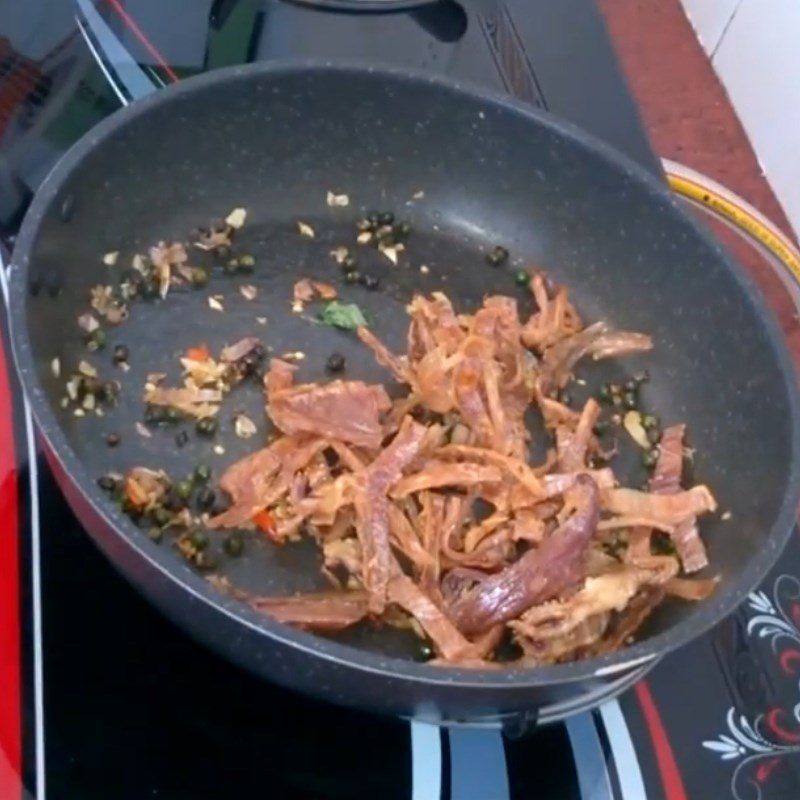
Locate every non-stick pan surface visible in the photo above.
<box><xmin>8</xmin><ymin>62</ymin><xmax>800</xmax><ymax>721</ymax></box>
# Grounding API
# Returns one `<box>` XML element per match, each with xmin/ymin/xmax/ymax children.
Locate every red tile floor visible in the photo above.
<box><xmin>599</xmin><ymin>0</ymin><xmax>800</xmax><ymax>361</ymax></box>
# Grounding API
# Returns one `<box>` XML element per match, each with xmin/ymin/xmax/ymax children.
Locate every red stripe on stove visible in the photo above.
<box><xmin>103</xmin><ymin>0</ymin><xmax>180</xmax><ymax>83</ymax></box>
<box><xmin>0</xmin><ymin>329</ymin><xmax>21</xmax><ymax>799</ymax></box>
<box><xmin>634</xmin><ymin>680</ymin><xmax>687</xmax><ymax>800</ymax></box>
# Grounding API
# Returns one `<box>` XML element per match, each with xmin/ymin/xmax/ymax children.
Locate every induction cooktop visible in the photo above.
<box><xmin>1</xmin><ymin>2</ymin><xmax>799</xmax><ymax>799</ymax></box>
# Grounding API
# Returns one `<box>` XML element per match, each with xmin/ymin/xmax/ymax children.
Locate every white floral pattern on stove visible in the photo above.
<box><xmin>703</xmin><ymin>576</ymin><xmax>800</xmax><ymax>799</ymax></box>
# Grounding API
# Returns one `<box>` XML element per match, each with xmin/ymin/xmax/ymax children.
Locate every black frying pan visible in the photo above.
<box><xmin>8</xmin><ymin>62</ymin><xmax>800</xmax><ymax>724</ymax></box>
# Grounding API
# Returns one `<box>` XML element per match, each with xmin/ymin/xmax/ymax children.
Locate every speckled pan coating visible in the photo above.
<box><xmin>7</xmin><ymin>61</ymin><xmax>800</xmax><ymax>723</ymax></box>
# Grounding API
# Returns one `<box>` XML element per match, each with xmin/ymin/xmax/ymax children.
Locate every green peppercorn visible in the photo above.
<box><xmin>642</xmin><ymin>413</ymin><xmax>659</xmax><ymax>430</ymax></box>
<box><xmin>344</xmin><ymin>270</ymin><xmax>360</xmax><ymax>285</ymax></box>
<box><xmin>366</xmin><ymin>211</ymin><xmax>380</xmax><ymax>227</ymax></box>
<box><xmin>196</xmin><ymin>487</ymin><xmax>216</xmax><ymax>511</ymax></box>
<box><xmin>194</xmin><ymin>464</ymin><xmax>212</xmax><ymax>483</ymax></box>
<box><xmin>223</xmin><ymin>532</ymin><xmax>244</xmax><ymax>557</ymax></box>
<box><xmin>377</xmin><ymin>211</ymin><xmax>395</xmax><ymax>226</ymax></box>
<box><xmin>634</xmin><ymin>370</ymin><xmax>650</xmax><ymax>385</ymax></box>
<box><xmin>97</xmin><ymin>474</ymin><xmax>118</xmax><ymax>492</ymax></box>
<box><xmin>622</xmin><ymin>392</ymin><xmax>638</xmax><ymax>410</ymax></box>
<box><xmin>191</xmin><ymin>267</ymin><xmax>210</xmax><ymax>287</ymax></box>
<box><xmin>176</xmin><ymin>480</ymin><xmax>193</xmax><ymax>500</ymax></box>
<box><xmin>147</xmin><ymin>527</ymin><xmax>163</xmax><ymax>543</ymax></box>
<box><xmin>152</xmin><ymin>506</ymin><xmax>172</xmax><ymax>526</ymax></box>
<box><xmin>514</xmin><ymin>269</ymin><xmax>530</xmax><ymax>287</ymax></box>
<box><xmin>326</xmin><ymin>353</ymin><xmax>346</xmax><ymax>373</ymax></box>
<box><xmin>87</xmin><ymin>328</ymin><xmax>106</xmax><ymax>351</ymax></box>
<box><xmin>189</xmin><ymin>529</ymin><xmax>208</xmax><ymax>550</ymax></box>
<box><xmin>642</xmin><ymin>448</ymin><xmax>659</xmax><ymax>469</ymax></box>
<box><xmin>414</xmin><ymin>642</ymin><xmax>434</xmax><ymax>662</ymax></box>
<box><xmin>485</xmin><ymin>245</ymin><xmax>509</xmax><ymax>267</ymax></box>
<box><xmin>196</xmin><ymin>417</ymin><xmax>218</xmax><ymax>437</ymax></box>
<box><xmin>238</xmin><ymin>254</ymin><xmax>256</xmax><ymax>271</ymax></box>
<box><xmin>592</xmin><ymin>421</ymin><xmax>609</xmax><ymax>437</ymax></box>
<box><xmin>597</xmin><ymin>384</ymin><xmax>613</xmax><ymax>404</ymax></box>
<box><xmin>647</xmin><ymin>426</ymin><xmax>662</xmax><ymax>446</ymax></box>
<box><xmin>105</xmin><ymin>432</ymin><xmax>120</xmax><ymax>447</ymax></box>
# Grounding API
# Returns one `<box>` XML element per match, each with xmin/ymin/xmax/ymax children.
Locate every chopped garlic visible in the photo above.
<box><xmin>213</xmin><ymin>444</ymin><xmax>226</xmax><ymax>455</ymax></box>
<box><xmin>103</xmin><ymin>251</ymin><xmax>119</xmax><ymax>266</ymax></box>
<box><xmin>419</xmin><ymin>265</ymin><xmax>430</xmax><ymax>274</ymax></box>
<box><xmin>51</xmin><ymin>357</ymin><xmax>61</xmax><ymax>378</ymax></box>
<box><xmin>225</xmin><ymin>207</ymin><xmax>247</xmax><ymax>229</ymax></box>
<box><xmin>135</xmin><ymin>422</ymin><xmax>152</xmax><ymax>438</ymax></box>
<box><xmin>326</xmin><ymin>191</ymin><xmax>350</xmax><ymax>207</ymax></box>
<box><xmin>78</xmin><ymin>313</ymin><xmax>99</xmax><ymax>333</ymax></box>
<box><xmin>239</xmin><ymin>284</ymin><xmax>258</xmax><ymax>301</ymax></box>
<box><xmin>721</xmin><ymin>511</ymin><xmax>732</xmax><ymax>521</ymax></box>
<box><xmin>412</xmin><ymin>190</ymin><xmax>425</xmax><ymax>200</ymax></box>
<box><xmin>256</xmin><ymin>316</ymin><xmax>267</xmax><ymax>326</ymax></box>
<box><xmin>356</xmin><ymin>231</ymin><xmax>372</xmax><ymax>245</ymax></box>
<box><xmin>73</xmin><ymin>408</ymin><xmax>85</xmax><ymax>418</ymax></box>
<box><xmin>132</xmin><ymin>254</ymin><xmax>147</xmax><ymax>274</ymax></box>
<box><xmin>78</xmin><ymin>360</ymin><xmax>97</xmax><ymax>377</ymax></box>
<box><xmin>66</xmin><ymin>377</ymin><xmax>80</xmax><ymax>401</ymax></box>
<box><xmin>297</xmin><ymin>221</ymin><xmax>315</xmax><ymax>239</ymax></box>
<box><xmin>379</xmin><ymin>244</ymin><xmax>399</xmax><ymax>265</ymax></box>
<box><xmin>208</xmin><ymin>296</ymin><xmax>224</xmax><ymax>312</ymax></box>
<box><xmin>623</xmin><ymin>410</ymin><xmax>649</xmax><ymax>449</ymax></box>
<box><xmin>234</xmin><ymin>413</ymin><xmax>257</xmax><ymax>439</ymax></box>
<box><xmin>329</xmin><ymin>246</ymin><xmax>349</xmax><ymax>264</ymax></box>
<box><xmin>291</xmin><ymin>300</ymin><xmax>304</xmax><ymax>314</ymax></box>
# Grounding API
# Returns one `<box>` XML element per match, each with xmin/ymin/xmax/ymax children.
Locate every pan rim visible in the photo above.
<box><xmin>7</xmin><ymin>58</ymin><xmax>800</xmax><ymax>692</ymax></box>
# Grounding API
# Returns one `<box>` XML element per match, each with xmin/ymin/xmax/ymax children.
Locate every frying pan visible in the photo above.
<box><xmin>8</xmin><ymin>61</ymin><xmax>800</xmax><ymax>724</ymax></box>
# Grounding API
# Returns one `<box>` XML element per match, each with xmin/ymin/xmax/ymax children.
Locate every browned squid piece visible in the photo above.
<box><xmin>508</xmin><ymin>556</ymin><xmax>680</xmax><ymax>659</ymax></box>
<box><xmin>447</xmin><ymin>474</ymin><xmax>600</xmax><ymax>636</ymax></box>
